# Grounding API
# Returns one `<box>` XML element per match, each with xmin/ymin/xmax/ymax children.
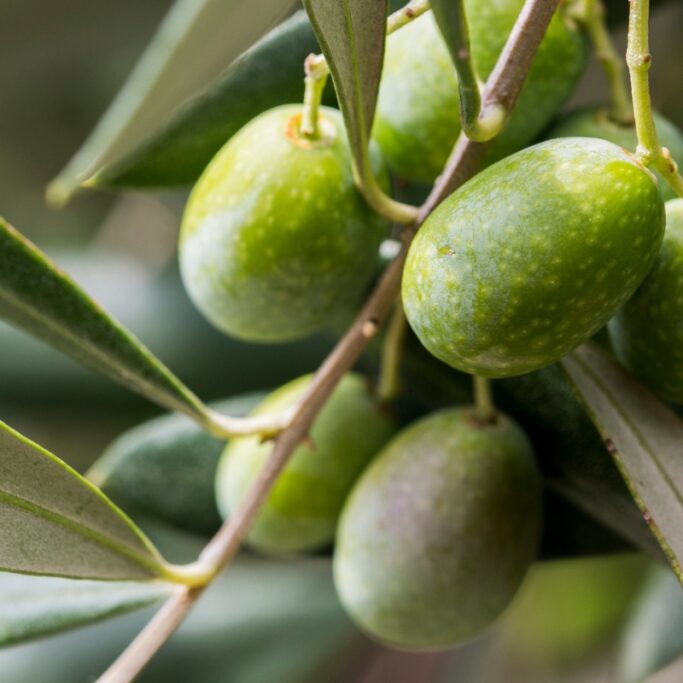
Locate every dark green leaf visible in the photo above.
<box><xmin>494</xmin><ymin>363</ymin><xmax>660</xmax><ymax>558</ymax></box>
<box><xmin>0</xmin><ymin>421</ymin><xmax>171</xmax><ymax>581</ymax></box>
<box><xmin>93</xmin><ymin>11</ymin><xmax>328</xmax><ymax>189</ymax></box>
<box><xmin>560</xmin><ymin>344</ymin><xmax>683</xmax><ymax>583</ymax></box>
<box><xmin>303</xmin><ymin>0</ymin><xmax>388</xmax><ymax>180</ymax></box>
<box><xmin>0</xmin><ymin>218</ymin><xmax>219</xmax><ymax>428</ymax></box>
<box><xmin>47</xmin><ymin>0</ymin><xmax>299</xmax><ymax>205</ymax></box>
<box><xmin>89</xmin><ymin>393</ymin><xmax>266</xmax><ymax>536</ymax></box>
<box><xmin>616</xmin><ymin>566</ymin><xmax>683</xmax><ymax>683</ymax></box>
<box><xmin>0</xmin><ymin>574</ymin><xmax>170</xmax><ymax>647</ymax></box>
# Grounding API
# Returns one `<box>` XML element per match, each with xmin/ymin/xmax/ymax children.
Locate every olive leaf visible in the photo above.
<box><xmin>303</xmin><ymin>0</ymin><xmax>388</xmax><ymax>182</ymax></box>
<box><xmin>0</xmin><ymin>574</ymin><xmax>170</xmax><ymax>647</ymax></box>
<box><xmin>89</xmin><ymin>392</ymin><xmax>266</xmax><ymax>536</ymax></box>
<box><xmin>47</xmin><ymin>0</ymin><xmax>299</xmax><ymax>205</ymax></box>
<box><xmin>616</xmin><ymin>566</ymin><xmax>683</xmax><ymax>683</ymax></box>
<box><xmin>91</xmin><ymin>11</ymin><xmax>325</xmax><ymax>190</ymax></box>
<box><xmin>0</xmin><ymin>420</ymin><xmax>175</xmax><ymax>581</ymax></box>
<box><xmin>0</xmin><ymin>552</ymin><xmax>363</xmax><ymax>683</ymax></box>
<box><xmin>560</xmin><ymin>344</ymin><xmax>683</xmax><ymax>583</ymax></box>
<box><xmin>0</xmin><ymin>218</ymin><xmax>220</xmax><ymax>428</ymax></box>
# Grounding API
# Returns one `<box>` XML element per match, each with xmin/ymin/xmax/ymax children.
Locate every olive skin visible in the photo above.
<box><xmin>609</xmin><ymin>200</ymin><xmax>683</xmax><ymax>403</ymax></box>
<box><xmin>373</xmin><ymin>6</ymin><xmax>586</xmax><ymax>183</ymax></box>
<box><xmin>548</xmin><ymin>107</ymin><xmax>683</xmax><ymax>201</ymax></box>
<box><xmin>402</xmin><ymin>137</ymin><xmax>665</xmax><ymax>378</ymax></box>
<box><xmin>215</xmin><ymin>373</ymin><xmax>396</xmax><ymax>554</ymax></box>
<box><xmin>334</xmin><ymin>407</ymin><xmax>541</xmax><ymax>651</ymax></box>
<box><xmin>179</xmin><ymin>105</ymin><xmax>389</xmax><ymax>343</ymax></box>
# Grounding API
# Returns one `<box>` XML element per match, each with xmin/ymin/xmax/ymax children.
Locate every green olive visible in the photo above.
<box><xmin>215</xmin><ymin>373</ymin><xmax>397</xmax><ymax>554</ymax></box>
<box><xmin>334</xmin><ymin>407</ymin><xmax>541</xmax><ymax>650</ymax></box>
<box><xmin>609</xmin><ymin>199</ymin><xmax>683</xmax><ymax>403</ymax></box>
<box><xmin>402</xmin><ymin>138</ymin><xmax>665</xmax><ymax>377</ymax></box>
<box><xmin>180</xmin><ymin>105</ymin><xmax>390</xmax><ymax>343</ymax></box>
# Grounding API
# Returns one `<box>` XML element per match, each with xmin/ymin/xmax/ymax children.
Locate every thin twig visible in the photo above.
<box><xmin>626</xmin><ymin>0</ymin><xmax>683</xmax><ymax>197</ymax></box>
<box><xmin>96</xmin><ymin>1</ymin><xmax>561</xmax><ymax>680</ymax></box>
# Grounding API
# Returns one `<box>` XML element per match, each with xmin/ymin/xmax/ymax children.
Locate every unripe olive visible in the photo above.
<box><xmin>373</xmin><ymin>5</ymin><xmax>586</xmax><ymax>183</ymax></box>
<box><xmin>609</xmin><ymin>199</ymin><xmax>683</xmax><ymax>402</ymax></box>
<box><xmin>334</xmin><ymin>407</ymin><xmax>541</xmax><ymax>650</ymax></box>
<box><xmin>402</xmin><ymin>138</ymin><xmax>665</xmax><ymax>378</ymax></box>
<box><xmin>179</xmin><ymin>105</ymin><xmax>390</xmax><ymax>343</ymax></box>
<box><xmin>548</xmin><ymin>106</ymin><xmax>683</xmax><ymax>201</ymax></box>
<box><xmin>215</xmin><ymin>373</ymin><xmax>396</xmax><ymax>554</ymax></box>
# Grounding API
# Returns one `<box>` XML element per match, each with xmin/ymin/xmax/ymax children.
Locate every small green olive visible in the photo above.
<box><xmin>215</xmin><ymin>373</ymin><xmax>397</xmax><ymax>554</ymax></box>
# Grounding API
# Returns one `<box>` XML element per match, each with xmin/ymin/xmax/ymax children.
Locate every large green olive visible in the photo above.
<box><xmin>334</xmin><ymin>407</ymin><xmax>541</xmax><ymax>650</ymax></box>
<box><xmin>215</xmin><ymin>373</ymin><xmax>397</xmax><ymax>554</ymax></box>
<box><xmin>609</xmin><ymin>199</ymin><xmax>683</xmax><ymax>403</ymax></box>
<box><xmin>402</xmin><ymin>138</ymin><xmax>665</xmax><ymax>378</ymax></box>
<box><xmin>179</xmin><ymin>105</ymin><xmax>389</xmax><ymax>343</ymax></box>
<box><xmin>373</xmin><ymin>5</ymin><xmax>586</xmax><ymax>183</ymax></box>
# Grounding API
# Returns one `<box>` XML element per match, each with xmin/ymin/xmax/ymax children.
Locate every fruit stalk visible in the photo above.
<box><xmin>95</xmin><ymin>2</ymin><xmax>562</xmax><ymax>680</ymax></box>
<box><xmin>571</xmin><ymin>0</ymin><xmax>632</xmax><ymax>124</ymax></box>
<box><xmin>473</xmin><ymin>376</ymin><xmax>497</xmax><ymax>423</ymax></box>
<box><xmin>627</xmin><ymin>0</ymin><xmax>683</xmax><ymax>197</ymax></box>
<box><xmin>378</xmin><ymin>301</ymin><xmax>408</xmax><ymax>402</ymax></box>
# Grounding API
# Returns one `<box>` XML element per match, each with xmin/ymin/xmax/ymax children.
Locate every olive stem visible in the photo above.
<box><xmin>202</xmin><ymin>406</ymin><xmax>295</xmax><ymax>440</ymax></box>
<box><xmin>94</xmin><ymin>2</ymin><xmax>560</xmax><ymax>680</ymax></box>
<box><xmin>378</xmin><ymin>301</ymin><xmax>408</xmax><ymax>402</ymax></box>
<box><xmin>300</xmin><ymin>55</ymin><xmax>329</xmax><ymax>139</ymax></box>
<box><xmin>627</xmin><ymin>0</ymin><xmax>683</xmax><ymax>197</ymax></box>
<box><xmin>570</xmin><ymin>0</ymin><xmax>633</xmax><ymax>124</ymax></box>
<box><xmin>431</xmin><ymin>0</ymin><xmax>506</xmax><ymax>142</ymax></box>
<box><xmin>472</xmin><ymin>376</ymin><xmax>497</xmax><ymax>423</ymax></box>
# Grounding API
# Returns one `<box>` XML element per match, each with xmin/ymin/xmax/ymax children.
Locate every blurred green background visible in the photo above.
<box><xmin>2</xmin><ymin>0</ymin><xmax>683</xmax><ymax>681</ymax></box>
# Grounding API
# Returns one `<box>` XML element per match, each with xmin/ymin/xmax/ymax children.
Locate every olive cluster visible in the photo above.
<box><xmin>178</xmin><ymin>0</ymin><xmax>683</xmax><ymax>651</ymax></box>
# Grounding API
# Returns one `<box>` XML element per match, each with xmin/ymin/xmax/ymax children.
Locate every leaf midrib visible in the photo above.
<box><xmin>0</xmin><ymin>489</ymin><xmax>161</xmax><ymax>579</ymax></box>
<box><xmin>573</xmin><ymin>352</ymin><xmax>683</xmax><ymax>512</ymax></box>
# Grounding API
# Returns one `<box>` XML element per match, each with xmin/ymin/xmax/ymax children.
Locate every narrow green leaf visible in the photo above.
<box><xmin>93</xmin><ymin>11</ymin><xmax>326</xmax><ymax>189</ymax></box>
<box><xmin>0</xmin><ymin>218</ymin><xmax>216</xmax><ymax>426</ymax></box>
<box><xmin>561</xmin><ymin>344</ymin><xmax>683</xmax><ymax>583</ymax></box>
<box><xmin>303</xmin><ymin>0</ymin><xmax>388</xmax><ymax>180</ymax></box>
<box><xmin>616</xmin><ymin>566</ymin><xmax>683</xmax><ymax>683</ymax></box>
<box><xmin>47</xmin><ymin>0</ymin><xmax>299</xmax><ymax>205</ymax></box>
<box><xmin>0</xmin><ymin>574</ymin><xmax>170</xmax><ymax>647</ymax></box>
<box><xmin>89</xmin><ymin>393</ymin><xmax>266</xmax><ymax>536</ymax></box>
<box><xmin>430</xmin><ymin>0</ymin><xmax>483</xmax><ymax>132</ymax></box>
<box><xmin>0</xmin><ymin>420</ymin><xmax>172</xmax><ymax>581</ymax></box>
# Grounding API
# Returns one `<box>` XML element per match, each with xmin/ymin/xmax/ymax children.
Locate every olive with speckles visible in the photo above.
<box><xmin>372</xmin><ymin>3</ymin><xmax>587</xmax><ymax>184</ymax></box>
<box><xmin>402</xmin><ymin>137</ymin><xmax>665</xmax><ymax>378</ymax></box>
<box><xmin>548</xmin><ymin>106</ymin><xmax>683</xmax><ymax>201</ymax></box>
<box><xmin>179</xmin><ymin>105</ymin><xmax>390</xmax><ymax>343</ymax></box>
<box><xmin>215</xmin><ymin>373</ymin><xmax>397</xmax><ymax>554</ymax></box>
<box><xmin>334</xmin><ymin>407</ymin><xmax>541</xmax><ymax>651</ymax></box>
<box><xmin>609</xmin><ymin>200</ymin><xmax>683</xmax><ymax>403</ymax></box>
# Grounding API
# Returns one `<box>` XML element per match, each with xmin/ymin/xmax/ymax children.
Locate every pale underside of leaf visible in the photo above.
<box><xmin>0</xmin><ymin>218</ymin><xmax>211</xmax><ymax>424</ymax></box>
<box><xmin>561</xmin><ymin>344</ymin><xmax>683</xmax><ymax>583</ymax></box>
<box><xmin>47</xmin><ymin>0</ymin><xmax>299</xmax><ymax>205</ymax></box>
<box><xmin>0</xmin><ymin>574</ymin><xmax>170</xmax><ymax>647</ymax></box>
<box><xmin>0</xmin><ymin>422</ymin><xmax>167</xmax><ymax>581</ymax></box>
